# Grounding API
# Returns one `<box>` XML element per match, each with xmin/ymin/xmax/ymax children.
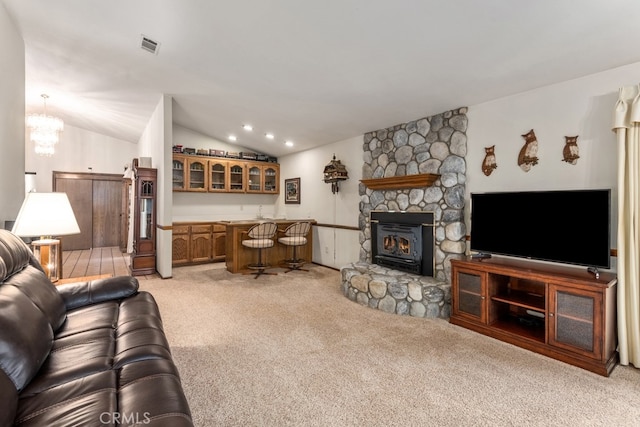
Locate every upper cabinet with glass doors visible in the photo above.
<box><xmin>187</xmin><ymin>158</ymin><xmax>208</xmax><ymax>191</ymax></box>
<box><xmin>172</xmin><ymin>154</ymin><xmax>279</xmax><ymax>194</ymax></box>
<box><xmin>208</xmin><ymin>159</ymin><xmax>228</xmax><ymax>192</ymax></box>
<box><xmin>246</xmin><ymin>162</ymin><xmax>279</xmax><ymax>194</ymax></box>
<box><xmin>172</xmin><ymin>155</ymin><xmax>187</xmax><ymax>191</ymax></box>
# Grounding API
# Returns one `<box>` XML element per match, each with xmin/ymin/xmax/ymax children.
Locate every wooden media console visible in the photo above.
<box><xmin>450</xmin><ymin>257</ymin><xmax>617</xmax><ymax>376</ymax></box>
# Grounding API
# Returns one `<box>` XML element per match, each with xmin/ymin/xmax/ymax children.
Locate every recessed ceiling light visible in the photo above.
<box><xmin>228</xmin><ymin>135</ymin><xmax>237</xmax><ymax>142</ymax></box>
<box><xmin>265</xmin><ymin>133</ymin><xmax>274</xmax><ymax>140</ymax></box>
<box><xmin>242</xmin><ymin>124</ymin><xmax>253</xmax><ymax>131</ymax></box>
<box><xmin>284</xmin><ymin>140</ymin><xmax>294</xmax><ymax>147</ymax></box>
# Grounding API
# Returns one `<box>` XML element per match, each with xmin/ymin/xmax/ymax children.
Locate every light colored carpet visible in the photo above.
<box><xmin>139</xmin><ymin>263</ymin><xmax>640</xmax><ymax>427</ymax></box>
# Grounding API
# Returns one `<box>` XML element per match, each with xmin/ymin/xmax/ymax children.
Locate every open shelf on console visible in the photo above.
<box><xmin>491</xmin><ymin>289</ymin><xmax>545</xmax><ymax>312</ymax></box>
<box><xmin>490</xmin><ymin>315</ymin><xmax>545</xmax><ymax>343</ymax></box>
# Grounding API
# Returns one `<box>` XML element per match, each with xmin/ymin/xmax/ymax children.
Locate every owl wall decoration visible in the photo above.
<box><xmin>562</xmin><ymin>135</ymin><xmax>580</xmax><ymax>165</ymax></box>
<box><xmin>518</xmin><ymin>129</ymin><xmax>539</xmax><ymax>172</ymax></box>
<box><xmin>481</xmin><ymin>145</ymin><xmax>497</xmax><ymax>176</ymax></box>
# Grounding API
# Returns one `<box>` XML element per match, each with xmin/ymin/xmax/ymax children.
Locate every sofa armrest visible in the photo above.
<box><xmin>56</xmin><ymin>276</ymin><xmax>139</xmax><ymax>310</ymax></box>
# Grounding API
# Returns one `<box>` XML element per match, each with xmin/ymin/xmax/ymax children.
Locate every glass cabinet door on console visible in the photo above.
<box><xmin>548</xmin><ymin>284</ymin><xmax>602</xmax><ymax>360</ymax></box>
<box><xmin>452</xmin><ymin>267</ymin><xmax>487</xmax><ymax>323</ymax></box>
<box><xmin>208</xmin><ymin>160</ymin><xmax>228</xmax><ymax>192</ymax></box>
<box><xmin>228</xmin><ymin>161</ymin><xmax>245</xmax><ymax>193</ymax></box>
<box><xmin>172</xmin><ymin>156</ymin><xmax>187</xmax><ymax>191</ymax></box>
<box><xmin>187</xmin><ymin>159</ymin><xmax>208</xmax><ymax>191</ymax></box>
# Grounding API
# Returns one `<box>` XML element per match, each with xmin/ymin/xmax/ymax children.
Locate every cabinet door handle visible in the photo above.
<box><xmin>549</xmin><ymin>313</ymin><xmax>554</xmax><ymax>317</ymax></box>
<box><xmin>481</xmin><ymin>296</ymin><xmax>485</xmax><ymax>300</ymax></box>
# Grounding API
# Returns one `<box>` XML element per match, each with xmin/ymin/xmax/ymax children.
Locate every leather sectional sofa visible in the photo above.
<box><xmin>0</xmin><ymin>230</ymin><xmax>193</xmax><ymax>426</ymax></box>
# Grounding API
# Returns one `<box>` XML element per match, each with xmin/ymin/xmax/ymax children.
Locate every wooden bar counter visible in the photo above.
<box><xmin>225</xmin><ymin>219</ymin><xmax>316</xmax><ymax>274</ymax></box>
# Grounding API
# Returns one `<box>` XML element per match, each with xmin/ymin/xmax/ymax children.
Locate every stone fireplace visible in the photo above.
<box><xmin>359</xmin><ymin>107</ymin><xmax>468</xmax><ymax>282</ymax></box>
<box><xmin>341</xmin><ymin>107</ymin><xmax>468</xmax><ymax>319</ymax></box>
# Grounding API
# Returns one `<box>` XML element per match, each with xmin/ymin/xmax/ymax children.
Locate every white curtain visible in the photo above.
<box><xmin>613</xmin><ymin>85</ymin><xmax>640</xmax><ymax>368</ymax></box>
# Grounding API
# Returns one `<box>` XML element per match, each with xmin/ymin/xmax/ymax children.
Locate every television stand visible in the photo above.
<box><xmin>450</xmin><ymin>257</ymin><xmax>618</xmax><ymax>376</ymax></box>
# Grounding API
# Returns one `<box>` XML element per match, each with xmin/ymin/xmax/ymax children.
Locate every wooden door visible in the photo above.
<box><xmin>53</xmin><ymin>171</ymin><xmax>124</xmax><ymax>250</ymax></box>
<box><xmin>93</xmin><ymin>180</ymin><xmax>122</xmax><ymax>247</ymax></box>
<box><xmin>54</xmin><ymin>178</ymin><xmax>93</xmax><ymax>250</ymax></box>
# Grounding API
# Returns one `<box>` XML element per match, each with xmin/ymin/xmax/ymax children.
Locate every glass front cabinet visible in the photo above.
<box><xmin>131</xmin><ymin>163</ymin><xmax>157</xmax><ymax>276</ymax></box>
<box><xmin>171</xmin><ymin>154</ymin><xmax>278</xmax><ymax>194</ymax></box>
<box><xmin>246</xmin><ymin>163</ymin><xmax>280</xmax><ymax>194</ymax></box>
<box><xmin>228</xmin><ymin>161</ymin><xmax>246</xmax><ymax>193</ymax></box>
<box><xmin>208</xmin><ymin>160</ymin><xmax>228</xmax><ymax>192</ymax></box>
<box><xmin>449</xmin><ymin>258</ymin><xmax>617</xmax><ymax>376</ymax></box>
<box><xmin>263</xmin><ymin>164</ymin><xmax>279</xmax><ymax>194</ymax></box>
<box><xmin>187</xmin><ymin>158</ymin><xmax>208</xmax><ymax>192</ymax></box>
<box><xmin>172</xmin><ymin>155</ymin><xmax>187</xmax><ymax>191</ymax></box>
<box><xmin>452</xmin><ymin>267</ymin><xmax>487</xmax><ymax>324</ymax></box>
<box><xmin>548</xmin><ymin>284</ymin><xmax>602</xmax><ymax>359</ymax></box>
<box><xmin>246</xmin><ymin>164</ymin><xmax>263</xmax><ymax>193</ymax></box>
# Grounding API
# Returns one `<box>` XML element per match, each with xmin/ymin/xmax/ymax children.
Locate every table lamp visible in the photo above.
<box><xmin>11</xmin><ymin>192</ymin><xmax>80</xmax><ymax>282</ymax></box>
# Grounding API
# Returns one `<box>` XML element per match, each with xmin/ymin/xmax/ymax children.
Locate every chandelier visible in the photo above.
<box><xmin>26</xmin><ymin>94</ymin><xmax>64</xmax><ymax>156</ymax></box>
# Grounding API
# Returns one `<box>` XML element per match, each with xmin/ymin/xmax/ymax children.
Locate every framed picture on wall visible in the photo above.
<box><xmin>284</xmin><ymin>177</ymin><xmax>301</xmax><ymax>204</ymax></box>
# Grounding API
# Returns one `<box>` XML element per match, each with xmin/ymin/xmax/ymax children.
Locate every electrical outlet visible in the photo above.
<box><xmin>324</xmin><ymin>246</ymin><xmax>329</xmax><ymax>254</ymax></box>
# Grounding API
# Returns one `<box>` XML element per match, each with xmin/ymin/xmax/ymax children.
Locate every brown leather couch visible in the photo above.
<box><xmin>0</xmin><ymin>230</ymin><xmax>193</xmax><ymax>426</ymax></box>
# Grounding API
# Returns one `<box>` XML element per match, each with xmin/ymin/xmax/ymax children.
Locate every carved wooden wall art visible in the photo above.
<box><xmin>562</xmin><ymin>135</ymin><xmax>580</xmax><ymax>165</ymax></box>
<box><xmin>518</xmin><ymin>129</ymin><xmax>539</xmax><ymax>172</ymax></box>
<box><xmin>481</xmin><ymin>145</ymin><xmax>497</xmax><ymax>176</ymax></box>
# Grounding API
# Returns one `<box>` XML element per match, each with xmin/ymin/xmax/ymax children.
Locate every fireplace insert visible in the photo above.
<box><xmin>371</xmin><ymin>211</ymin><xmax>434</xmax><ymax>276</ymax></box>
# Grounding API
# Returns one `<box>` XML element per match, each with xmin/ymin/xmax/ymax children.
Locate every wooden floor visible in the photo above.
<box><xmin>61</xmin><ymin>247</ymin><xmax>159</xmax><ymax>280</ymax></box>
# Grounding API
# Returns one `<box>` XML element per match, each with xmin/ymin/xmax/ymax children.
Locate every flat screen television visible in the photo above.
<box><xmin>470</xmin><ymin>189</ymin><xmax>611</xmax><ymax>269</ymax></box>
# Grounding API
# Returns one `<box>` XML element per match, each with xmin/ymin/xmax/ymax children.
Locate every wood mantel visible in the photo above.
<box><xmin>360</xmin><ymin>173</ymin><xmax>440</xmax><ymax>190</ymax></box>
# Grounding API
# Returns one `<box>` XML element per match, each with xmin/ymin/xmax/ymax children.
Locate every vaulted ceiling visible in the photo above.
<box><xmin>4</xmin><ymin>0</ymin><xmax>640</xmax><ymax>157</ymax></box>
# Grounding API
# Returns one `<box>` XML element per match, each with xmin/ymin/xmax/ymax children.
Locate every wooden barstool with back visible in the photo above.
<box><xmin>241</xmin><ymin>221</ymin><xmax>278</xmax><ymax>278</ymax></box>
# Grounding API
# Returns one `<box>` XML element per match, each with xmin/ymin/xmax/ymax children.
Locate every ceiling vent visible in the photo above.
<box><xmin>140</xmin><ymin>35</ymin><xmax>160</xmax><ymax>55</ymax></box>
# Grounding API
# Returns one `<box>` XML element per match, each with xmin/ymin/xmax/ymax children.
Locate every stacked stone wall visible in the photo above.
<box><xmin>341</xmin><ymin>262</ymin><xmax>451</xmax><ymax>319</ymax></box>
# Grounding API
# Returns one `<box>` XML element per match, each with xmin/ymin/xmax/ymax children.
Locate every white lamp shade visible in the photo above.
<box><xmin>12</xmin><ymin>192</ymin><xmax>80</xmax><ymax>237</ymax></box>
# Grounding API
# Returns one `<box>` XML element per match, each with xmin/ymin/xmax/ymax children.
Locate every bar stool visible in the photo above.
<box><xmin>278</xmin><ymin>221</ymin><xmax>311</xmax><ymax>273</ymax></box>
<box><xmin>242</xmin><ymin>222</ymin><xmax>278</xmax><ymax>278</ymax></box>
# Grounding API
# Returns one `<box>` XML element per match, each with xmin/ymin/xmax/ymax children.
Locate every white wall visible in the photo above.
<box><xmin>25</xmin><ymin>124</ymin><xmax>137</xmax><ymax>191</ymax></box>
<box><xmin>174</xmin><ymin>124</ymin><xmax>253</xmax><ymax>155</ymax></box>
<box><xmin>277</xmin><ymin>136</ymin><xmax>362</xmax><ymax>268</ymax></box>
<box><xmin>0</xmin><ymin>4</ymin><xmax>25</xmax><ymax>226</ymax></box>
<box><xmin>138</xmin><ymin>95</ymin><xmax>172</xmax><ymax>278</ymax></box>
<box><xmin>466</xmin><ymin>61</ymin><xmax>640</xmax><ymax>268</ymax></box>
